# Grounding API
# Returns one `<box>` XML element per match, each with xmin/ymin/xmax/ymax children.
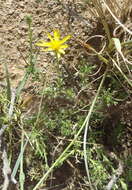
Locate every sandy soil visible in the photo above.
<box><xmin>0</xmin><ymin>0</ymin><xmax>93</xmax><ymax>87</ymax></box>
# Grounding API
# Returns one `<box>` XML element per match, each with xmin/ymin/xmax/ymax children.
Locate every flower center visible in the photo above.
<box><xmin>52</xmin><ymin>40</ymin><xmax>61</xmax><ymax>50</ymax></box>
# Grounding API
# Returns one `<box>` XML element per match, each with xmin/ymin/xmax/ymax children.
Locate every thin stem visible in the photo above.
<box><xmin>19</xmin><ymin>131</ymin><xmax>25</xmax><ymax>190</ymax></box>
<box><xmin>83</xmin><ymin>67</ymin><xmax>108</xmax><ymax>190</ymax></box>
<box><xmin>27</xmin><ymin>16</ymin><xmax>34</xmax><ymax>71</ymax></box>
<box><xmin>110</xmin><ymin>57</ymin><xmax>132</xmax><ymax>88</ymax></box>
<box><xmin>4</xmin><ymin>63</ymin><xmax>11</xmax><ymax>101</ymax></box>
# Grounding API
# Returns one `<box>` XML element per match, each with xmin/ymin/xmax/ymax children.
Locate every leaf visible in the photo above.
<box><xmin>120</xmin><ymin>180</ymin><xmax>128</xmax><ymax>190</ymax></box>
<box><xmin>11</xmin><ymin>140</ymin><xmax>28</xmax><ymax>179</ymax></box>
<box><xmin>112</xmin><ymin>38</ymin><xmax>122</xmax><ymax>54</ymax></box>
<box><xmin>16</xmin><ymin>71</ymin><xmax>30</xmax><ymax>97</ymax></box>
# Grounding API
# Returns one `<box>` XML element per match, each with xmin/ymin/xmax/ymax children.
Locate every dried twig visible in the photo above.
<box><xmin>106</xmin><ymin>152</ymin><xmax>124</xmax><ymax>190</ymax></box>
<box><xmin>2</xmin><ymin>148</ymin><xmax>17</xmax><ymax>190</ymax></box>
<box><xmin>2</xmin><ymin>149</ymin><xmax>11</xmax><ymax>190</ymax></box>
<box><xmin>103</xmin><ymin>0</ymin><xmax>132</xmax><ymax>35</ymax></box>
<box><xmin>0</xmin><ymin>89</ymin><xmax>17</xmax><ymax>190</ymax></box>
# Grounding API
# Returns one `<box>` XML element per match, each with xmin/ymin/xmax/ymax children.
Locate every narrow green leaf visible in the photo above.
<box><xmin>120</xmin><ymin>180</ymin><xmax>128</xmax><ymax>190</ymax></box>
<box><xmin>11</xmin><ymin>140</ymin><xmax>28</xmax><ymax>179</ymax></box>
<box><xmin>16</xmin><ymin>71</ymin><xmax>30</xmax><ymax>97</ymax></box>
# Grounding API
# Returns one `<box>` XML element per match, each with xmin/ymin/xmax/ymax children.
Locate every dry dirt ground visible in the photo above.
<box><xmin>0</xmin><ymin>0</ymin><xmax>92</xmax><ymax>87</ymax></box>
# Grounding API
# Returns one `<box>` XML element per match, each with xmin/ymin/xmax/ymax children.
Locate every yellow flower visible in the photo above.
<box><xmin>36</xmin><ymin>30</ymin><xmax>71</xmax><ymax>59</ymax></box>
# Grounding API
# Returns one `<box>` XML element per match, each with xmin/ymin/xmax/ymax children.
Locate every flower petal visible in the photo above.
<box><xmin>36</xmin><ymin>41</ymin><xmax>52</xmax><ymax>47</ymax></box>
<box><xmin>60</xmin><ymin>44</ymin><xmax>68</xmax><ymax>49</ymax></box>
<box><xmin>54</xmin><ymin>30</ymin><xmax>60</xmax><ymax>40</ymax></box>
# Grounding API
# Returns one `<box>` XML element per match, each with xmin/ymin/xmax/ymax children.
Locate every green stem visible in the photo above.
<box><xmin>16</xmin><ymin>71</ymin><xmax>30</xmax><ymax>97</ymax></box>
<box><xmin>19</xmin><ymin>131</ymin><xmax>25</xmax><ymax>190</ymax></box>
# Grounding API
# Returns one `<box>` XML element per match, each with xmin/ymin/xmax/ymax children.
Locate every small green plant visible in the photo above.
<box><xmin>0</xmin><ymin>1</ymin><xmax>131</xmax><ymax>189</ymax></box>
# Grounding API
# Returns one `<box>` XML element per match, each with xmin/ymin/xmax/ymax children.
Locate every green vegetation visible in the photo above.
<box><xmin>0</xmin><ymin>1</ymin><xmax>131</xmax><ymax>190</ymax></box>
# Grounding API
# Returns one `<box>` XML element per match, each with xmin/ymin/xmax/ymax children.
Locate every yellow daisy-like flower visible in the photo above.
<box><xmin>36</xmin><ymin>30</ymin><xmax>71</xmax><ymax>59</ymax></box>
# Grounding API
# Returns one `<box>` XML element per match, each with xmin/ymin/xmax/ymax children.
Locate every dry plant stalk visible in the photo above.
<box><xmin>0</xmin><ymin>90</ymin><xmax>17</xmax><ymax>190</ymax></box>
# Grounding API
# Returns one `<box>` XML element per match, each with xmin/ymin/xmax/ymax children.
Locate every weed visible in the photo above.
<box><xmin>0</xmin><ymin>1</ymin><xmax>131</xmax><ymax>190</ymax></box>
